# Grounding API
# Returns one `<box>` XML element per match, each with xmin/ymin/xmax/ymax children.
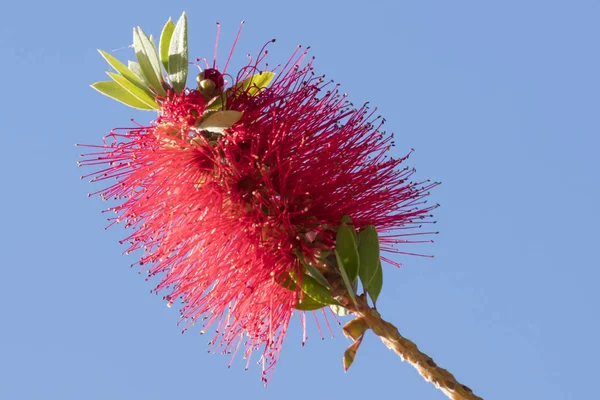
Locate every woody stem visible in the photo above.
<box><xmin>351</xmin><ymin>295</ymin><xmax>483</xmax><ymax>400</ymax></box>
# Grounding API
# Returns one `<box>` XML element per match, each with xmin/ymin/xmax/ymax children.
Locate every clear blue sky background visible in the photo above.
<box><xmin>1</xmin><ymin>1</ymin><xmax>598</xmax><ymax>399</ymax></box>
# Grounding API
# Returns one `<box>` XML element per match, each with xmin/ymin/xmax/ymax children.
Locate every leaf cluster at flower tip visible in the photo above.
<box><xmin>92</xmin><ymin>11</ymin><xmax>276</xmax><ymax>138</ymax></box>
<box><xmin>92</xmin><ymin>13</ymin><xmax>188</xmax><ymax>110</ymax></box>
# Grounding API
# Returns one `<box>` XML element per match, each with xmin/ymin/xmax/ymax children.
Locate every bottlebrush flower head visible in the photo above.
<box><xmin>79</xmin><ymin>12</ymin><xmax>438</xmax><ymax>382</ymax></box>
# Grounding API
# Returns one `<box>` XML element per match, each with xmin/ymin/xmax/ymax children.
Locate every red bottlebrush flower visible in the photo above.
<box><xmin>80</xmin><ymin>36</ymin><xmax>437</xmax><ymax>383</ymax></box>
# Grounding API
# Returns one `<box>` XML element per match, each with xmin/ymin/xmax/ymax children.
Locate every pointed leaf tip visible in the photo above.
<box><xmin>159</xmin><ymin>18</ymin><xmax>176</xmax><ymax>72</ymax></box>
<box><xmin>133</xmin><ymin>27</ymin><xmax>166</xmax><ymax>96</ymax></box>
<box><xmin>168</xmin><ymin>12</ymin><xmax>188</xmax><ymax>93</ymax></box>
<box><xmin>343</xmin><ymin>338</ymin><xmax>363</xmax><ymax>371</ymax></box>
<box><xmin>367</xmin><ymin>261</ymin><xmax>383</xmax><ymax>305</ymax></box>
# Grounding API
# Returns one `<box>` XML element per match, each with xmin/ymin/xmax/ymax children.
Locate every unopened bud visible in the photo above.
<box><xmin>198</xmin><ymin>78</ymin><xmax>216</xmax><ymax>96</ymax></box>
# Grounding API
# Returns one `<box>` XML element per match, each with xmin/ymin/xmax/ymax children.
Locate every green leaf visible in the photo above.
<box><xmin>299</xmin><ymin>274</ymin><xmax>337</xmax><ymax>305</ymax></box>
<box><xmin>274</xmin><ymin>265</ymin><xmax>336</xmax><ymax>306</ymax></box>
<box><xmin>295</xmin><ymin>294</ymin><xmax>327</xmax><ymax>311</ymax></box>
<box><xmin>206</xmin><ymin>94</ymin><xmax>226</xmax><ymax>110</ymax></box>
<box><xmin>336</xmin><ymin>223</ymin><xmax>360</xmax><ymax>283</ymax></box>
<box><xmin>168</xmin><ymin>12</ymin><xmax>188</xmax><ymax>93</ymax></box>
<box><xmin>357</xmin><ymin>225</ymin><xmax>380</xmax><ymax>290</ymax></box>
<box><xmin>128</xmin><ymin>61</ymin><xmax>148</xmax><ymax>86</ymax></box>
<box><xmin>335</xmin><ymin>249</ymin><xmax>358</xmax><ymax>306</ymax></box>
<box><xmin>367</xmin><ymin>260</ymin><xmax>383</xmax><ymax>305</ymax></box>
<box><xmin>207</xmin><ymin>94</ymin><xmax>229</xmax><ymax>110</ymax></box>
<box><xmin>159</xmin><ymin>18</ymin><xmax>176</xmax><ymax>72</ymax></box>
<box><xmin>106</xmin><ymin>72</ymin><xmax>158</xmax><ymax>109</ymax></box>
<box><xmin>133</xmin><ymin>27</ymin><xmax>166</xmax><ymax>96</ymax></box>
<box><xmin>340</xmin><ymin>215</ymin><xmax>357</xmax><ymax>241</ymax></box>
<box><xmin>237</xmin><ymin>71</ymin><xmax>275</xmax><ymax>96</ymax></box>
<box><xmin>91</xmin><ymin>81</ymin><xmax>156</xmax><ymax>110</ymax></box>
<box><xmin>207</xmin><ymin>72</ymin><xmax>275</xmax><ymax>110</ymax></box>
<box><xmin>199</xmin><ymin>110</ymin><xmax>243</xmax><ymax>132</ymax></box>
<box><xmin>273</xmin><ymin>268</ymin><xmax>297</xmax><ymax>291</ymax></box>
<box><xmin>97</xmin><ymin>50</ymin><xmax>149</xmax><ymax>92</ymax></box>
<box><xmin>293</xmin><ymin>249</ymin><xmax>330</xmax><ymax>289</ymax></box>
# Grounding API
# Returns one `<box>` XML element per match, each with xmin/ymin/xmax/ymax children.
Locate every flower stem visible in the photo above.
<box><xmin>352</xmin><ymin>296</ymin><xmax>483</xmax><ymax>400</ymax></box>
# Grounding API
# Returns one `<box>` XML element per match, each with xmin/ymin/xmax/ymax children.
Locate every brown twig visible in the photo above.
<box><xmin>351</xmin><ymin>295</ymin><xmax>483</xmax><ymax>400</ymax></box>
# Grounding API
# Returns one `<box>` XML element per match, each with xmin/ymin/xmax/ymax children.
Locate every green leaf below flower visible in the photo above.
<box><xmin>336</xmin><ymin>218</ymin><xmax>360</xmax><ymax>283</ymax></box>
<box><xmin>367</xmin><ymin>260</ymin><xmax>383</xmax><ymax>305</ymax></box>
<box><xmin>298</xmin><ymin>273</ymin><xmax>337</xmax><ymax>306</ymax></box>
<box><xmin>275</xmin><ymin>270</ymin><xmax>336</xmax><ymax>307</ymax></box>
<box><xmin>295</xmin><ymin>294</ymin><xmax>327</xmax><ymax>311</ymax></box>
<box><xmin>293</xmin><ymin>249</ymin><xmax>330</xmax><ymax>289</ymax></box>
<box><xmin>335</xmin><ymin>249</ymin><xmax>358</xmax><ymax>306</ymax></box>
<box><xmin>357</xmin><ymin>225</ymin><xmax>380</xmax><ymax>291</ymax></box>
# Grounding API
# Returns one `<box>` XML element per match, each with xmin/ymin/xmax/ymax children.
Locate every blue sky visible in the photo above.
<box><xmin>1</xmin><ymin>1</ymin><xmax>598</xmax><ymax>399</ymax></box>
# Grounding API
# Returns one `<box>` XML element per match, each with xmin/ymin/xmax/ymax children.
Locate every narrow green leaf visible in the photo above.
<box><xmin>106</xmin><ymin>72</ymin><xmax>158</xmax><ymax>109</ymax></box>
<box><xmin>367</xmin><ymin>261</ymin><xmax>383</xmax><ymax>305</ymax></box>
<box><xmin>133</xmin><ymin>27</ymin><xmax>166</xmax><ymax>95</ymax></box>
<box><xmin>295</xmin><ymin>294</ymin><xmax>327</xmax><ymax>311</ymax></box>
<box><xmin>294</xmin><ymin>249</ymin><xmax>330</xmax><ymax>289</ymax></box>
<box><xmin>138</xmin><ymin>28</ymin><xmax>162</xmax><ymax>78</ymax></box>
<box><xmin>299</xmin><ymin>274</ymin><xmax>337</xmax><ymax>305</ymax></box>
<box><xmin>357</xmin><ymin>225</ymin><xmax>380</xmax><ymax>290</ymax></box>
<box><xmin>335</xmin><ymin>249</ymin><xmax>358</xmax><ymax>306</ymax></box>
<box><xmin>159</xmin><ymin>18</ymin><xmax>175</xmax><ymax>72</ymax></box>
<box><xmin>128</xmin><ymin>61</ymin><xmax>148</xmax><ymax>86</ymax></box>
<box><xmin>336</xmin><ymin>224</ymin><xmax>360</xmax><ymax>283</ymax></box>
<box><xmin>91</xmin><ymin>81</ymin><xmax>155</xmax><ymax>110</ymax></box>
<box><xmin>199</xmin><ymin>110</ymin><xmax>243</xmax><ymax>132</ymax></box>
<box><xmin>97</xmin><ymin>50</ymin><xmax>149</xmax><ymax>91</ymax></box>
<box><xmin>168</xmin><ymin>12</ymin><xmax>188</xmax><ymax>93</ymax></box>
